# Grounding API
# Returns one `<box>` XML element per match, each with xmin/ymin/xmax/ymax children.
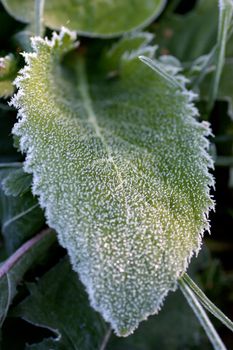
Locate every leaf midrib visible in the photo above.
<box><xmin>76</xmin><ymin>57</ymin><xmax>130</xmax><ymax>223</ymax></box>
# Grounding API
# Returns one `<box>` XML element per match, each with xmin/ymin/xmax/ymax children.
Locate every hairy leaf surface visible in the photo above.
<box><xmin>1</xmin><ymin>0</ymin><xmax>166</xmax><ymax>38</ymax></box>
<box><xmin>11</xmin><ymin>29</ymin><xmax>214</xmax><ymax>336</ymax></box>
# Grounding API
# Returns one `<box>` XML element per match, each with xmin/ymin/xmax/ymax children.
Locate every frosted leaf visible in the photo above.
<box><xmin>1</xmin><ymin>0</ymin><xmax>166</xmax><ymax>38</ymax></box>
<box><xmin>11</xmin><ymin>28</ymin><xmax>214</xmax><ymax>336</ymax></box>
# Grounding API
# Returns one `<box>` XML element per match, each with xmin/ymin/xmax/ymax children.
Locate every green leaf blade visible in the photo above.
<box><xmin>11</xmin><ymin>29</ymin><xmax>214</xmax><ymax>336</ymax></box>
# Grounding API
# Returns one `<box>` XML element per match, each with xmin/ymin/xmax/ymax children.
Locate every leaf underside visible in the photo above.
<box><xmin>11</xmin><ymin>29</ymin><xmax>214</xmax><ymax>336</ymax></box>
<box><xmin>1</xmin><ymin>0</ymin><xmax>166</xmax><ymax>37</ymax></box>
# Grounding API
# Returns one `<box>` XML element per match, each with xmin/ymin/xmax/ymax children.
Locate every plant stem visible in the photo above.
<box><xmin>179</xmin><ymin>278</ymin><xmax>227</xmax><ymax>350</ymax></box>
<box><xmin>0</xmin><ymin>228</ymin><xmax>54</xmax><ymax>279</ymax></box>
<box><xmin>181</xmin><ymin>273</ymin><xmax>233</xmax><ymax>333</ymax></box>
<box><xmin>34</xmin><ymin>0</ymin><xmax>45</xmax><ymax>37</ymax></box>
<box><xmin>99</xmin><ymin>327</ymin><xmax>112</xmax><ymax>350</ymax></box>
<box><xmin>0</xmin><ymin>162</ymin><xmax>22</xmax><ymax>168</ymax></box>
<box><xmin>208</xmin><ymin>0</ymin><xmax>233</xmax><ymax>111</ymax></box>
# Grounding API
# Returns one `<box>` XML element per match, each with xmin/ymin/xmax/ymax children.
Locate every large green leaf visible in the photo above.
<box><xmin>1</xmin><ymin>0</ymin><xmax>166</xmax><ymax>38</ymax></box>
<box><xmin>13</xmin><ymin>258</ymin><xmax>107</xmax><ymax>350</ymax></box>
<box><xmin>11</xmin><ymin>29</ymin><xmax>214</xmax><ymax>336</ymax></box>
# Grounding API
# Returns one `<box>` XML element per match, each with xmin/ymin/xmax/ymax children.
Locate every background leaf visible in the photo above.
<box><xmin>0</xmin><ymin>229</ymin><xmax>56</xmax><ymax>328</ymax></box>
<box><xmin>153</xmin><ymin>0</ymin><xmax>218</xmax><ymax>62</ymax></box>
<box><xmin>0</xmin><ymin>166</ymin><xmax>45</xmax><ymax>255</ymax></box>
<box><xmin>0</xmin><ymin>54</ymin><xmax>17</xmax><ymax>98</ymax></box>
<box><xmin>12</xmin><ymin>258</ymin><xmax>107</xmax><ymax>350</ymax></box>
<box><xmin>1</xmin><ymin>0</ymin><xmax>166</xmax><ymax>38</ymax></box>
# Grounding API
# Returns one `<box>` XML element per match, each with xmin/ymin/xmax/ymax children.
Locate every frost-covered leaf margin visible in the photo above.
<box><xmin>10</xmin><ymin>28</ymin><xmax>215</xmax><ymax>336</ymax></box>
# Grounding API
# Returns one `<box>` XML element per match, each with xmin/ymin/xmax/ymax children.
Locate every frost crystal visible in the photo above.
<box><xmin>11</xmin><ymin>28</ymin><xmax>214</xmax><ymax>336</ymax></box>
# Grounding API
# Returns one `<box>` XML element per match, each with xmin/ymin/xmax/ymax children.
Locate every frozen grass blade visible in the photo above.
<box><xmin>181</xmin><ymin>273</ymin><xmax>233</xmax><ymax>333</ymax></box>
<box><xmin>179</xmin><ymin>278</ymin><xmax>227</xmax><ymax>350</ymax></box>
<box><xmin>34</xmin><ymin>0</ymin><xmax>45</xmax><ymax>37</ymax></box>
